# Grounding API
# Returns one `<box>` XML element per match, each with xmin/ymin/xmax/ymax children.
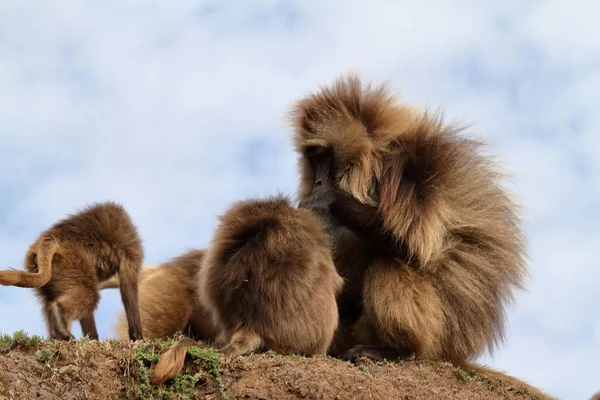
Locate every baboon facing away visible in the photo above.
<box><xmin>151</xmin><ymin>195</ymin><xmax>344</xmax><ymax>384</ymax></box>
<box><xmin>0</xmin><ymin>201</ymin><xmax>144</xmax><ymax>341</ymax></box>
<box><xmin>292</xmin><ymin>73</ymin><xmax>528</xmax><ymax>364</ymax></box>
<box><xmin>105</xmin><ymin>249</ymin><xmax>218</xmax><ymax>342</ymax></box>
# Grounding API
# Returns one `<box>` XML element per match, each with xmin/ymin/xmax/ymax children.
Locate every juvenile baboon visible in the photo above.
<box><xmin>292</xmin><ymin>73</ymin><xmax>527</xmax><ymax>365</ymax></box>
<box><xmin>151</xmin><ymin>195</ymin><xmax>344</xmax><ymax>384</ymax></box>
<box><xmin>0</xmin><ymin>201</ymin><xmax>144</xmax><ymax>341</ymax></box>
<box><xmin>105</xmin><ymin>249</ymin><xmax>218</xmax><ymax>342</ymax></box>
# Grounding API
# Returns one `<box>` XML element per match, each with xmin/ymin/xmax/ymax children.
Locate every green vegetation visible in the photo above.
<box><xmin>188</xmin><ymin>345</ymin><xmax>229</xmax><ymax>400</ymax></box>
<box><xmin>0</xmin><ymin>330</ymin><xmax>43</xmax><ymax>352</ymax></box>
<box><xmin>457</xmin><ymin>369</ymin><xmax>476</xmax><ymax>381</ymax></box>
<box><xmin>123</xmin><ymin>339</ymin><xmax>229</xmax><ymax>400</ymax></box>
<box><xmin>359</xmin><ymin>364</ymin><xmax>372</xmax><ymax>374</ymax></box>
<box><xmin>35</xmin><ymin>342</ymin><xmax>59</xmax><ymax>362</ymax></box>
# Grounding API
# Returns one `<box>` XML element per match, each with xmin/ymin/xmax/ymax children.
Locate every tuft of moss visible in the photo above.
<box><xmin>457</xmin><ymin>369</ymin><xmax>475</xmax><ymax>381</ymax></box>
<box><xmin>359</xmin><ymin>365</ymin><xmax>372</xmax><ymax>374</ymax></box>
<box><xmin>35</xmin><ymin>343</ymin><xmax>59</xmax><ymax>363</ymax></box>
<box><xmin>188</xmin><ymin>345</ymin><xmax>229</xmax><ymax>400</ymax></box>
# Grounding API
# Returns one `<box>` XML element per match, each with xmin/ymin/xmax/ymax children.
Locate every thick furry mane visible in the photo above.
<box><xmin>290</xmin><ymin>73</ymin><xmax>400</xmax><ymax>142</ymax></box>
<box><xmin>289</xmin><ymin>73</ymin><xmax>422</xmax><ymax>204</ymax></box>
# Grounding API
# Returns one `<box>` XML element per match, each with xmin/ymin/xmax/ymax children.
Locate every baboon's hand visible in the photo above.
<box><xmin>298</xmin><ymin>187</ymin><xmax>338</xmax><ymax>211</ymax></box>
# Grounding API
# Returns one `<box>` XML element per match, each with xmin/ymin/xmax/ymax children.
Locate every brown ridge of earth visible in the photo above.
<box><xmin>0</xmin><ymin>338</ymin><xmax>555</xmax><ymax>400</ymax></box>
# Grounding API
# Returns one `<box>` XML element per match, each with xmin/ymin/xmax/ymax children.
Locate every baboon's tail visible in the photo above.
<box><xmin>151</xmin><ymin>338</ymin><xmax>197</xmax><ymax>385</ymax></box>
<box><xmin>0</xmin><ymin>237</ymin><xmax>58</xmax><ymax>288</ymax></box>
<box><xmin>460</xmin><ymin>362</ymin><xmax>557</xmax><ymax>400</ymax></box>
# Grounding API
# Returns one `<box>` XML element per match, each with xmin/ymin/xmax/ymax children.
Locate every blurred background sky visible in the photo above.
<box><xmin>1</xmin><ymin>1</ymin><xmax>598</xmax><ymax>399</ymax></box>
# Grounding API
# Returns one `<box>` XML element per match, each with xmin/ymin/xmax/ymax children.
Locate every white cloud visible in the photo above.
<box><xmin>0</xmin><ymin>1</ymin><xmax>598</xmax><ymax>398</ymax></box>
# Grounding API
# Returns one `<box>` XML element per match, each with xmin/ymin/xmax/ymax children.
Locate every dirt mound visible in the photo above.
<box><xmin>0</xmin><ymin>332</ymin><xmax>553</xmax><ymax>400</ymax></box>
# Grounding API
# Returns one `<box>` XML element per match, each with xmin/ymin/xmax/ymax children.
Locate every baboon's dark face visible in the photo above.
<box><xmin>303</xmin><ymin>145</ymin><xmax>336</xmax><ymax>196</ymax></box>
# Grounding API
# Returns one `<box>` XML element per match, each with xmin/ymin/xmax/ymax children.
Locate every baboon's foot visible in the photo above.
<box><xmin>342</xmin><ymin>344</ymin><xmax>416</xmax><ymax>363</ymax></box>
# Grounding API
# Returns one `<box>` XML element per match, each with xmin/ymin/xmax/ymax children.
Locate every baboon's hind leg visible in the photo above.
<box><xmin>80</xmin><ymin>312</ymin><xmax>99</xmax><ymax>340</ymax></box>
<box><xmin>348</xmin><ymin>258</ymin><xmax>446</xmax><ymax>362</ymax></box>
<box><xmin>47</xmin><ymin>302</ymin><xmax>74</xmax><ymax>340</ymax></box>
<box><xmin>119</xmin><ymin>259</ymin><xmax>144</xmax><ymax>340</ymax></box>
<box><xmin>47</xmin><ymin>285</ymin><xmax>99</xmax><ymax>340</ymax></box>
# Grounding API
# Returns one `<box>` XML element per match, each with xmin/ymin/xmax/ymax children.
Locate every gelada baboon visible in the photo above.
<box><xmin>151</xmin><ymin>195</ymin><xmax>343</xmax><ymax>384</ymax></box>
<box><xmin>0</xmin><ymin>201</ymin><xmax>144</xmax><ymax>341</ymax></box>
<box><xmin>292</xmin><ymin>73</ymin><xmax>527</xmax><ymax>365</ymax></box>
<box><xmin>104</xmin><ymin>249</ymin><xmax>218</xmax><ymax>342</ymax></box>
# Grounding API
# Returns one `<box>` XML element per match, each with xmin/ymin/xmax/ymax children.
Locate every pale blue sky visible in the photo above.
<box><xmin>1</xmin><ymin>1</ymin><xmax>599</xmax><ymax>399</ymax></box>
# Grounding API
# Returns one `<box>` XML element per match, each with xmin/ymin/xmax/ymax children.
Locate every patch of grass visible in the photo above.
<box><xmin>457</xmin><ymin>369</ymin><xmax>475</xmax><ymax>381</ymax></box>
<box><xmin>0</xmin><ymin>333</ymin><xmax>13</xmax><ymax>352</ymax></box>
<box><xmin>35</xmin><ymin>343</ymin><xmax>59</xmax><ymax>363</ymax></box>
<box><xmin>359</xmin><ymin>365</ymin><xmax>372</xmax><ymax>374</ymax></box>
<box><xmin>132</xmin><ymin>347</ymin><xmax>194</xmax><ymax>399</ymax></box>
<box><xmin>188</xmin><ymin>345</ymin><xmax>229</xmax><ymax>400</ymax></box>
<box><xmin>265</xmin><ymin>349</ymin><xmax>277</xmax><ymax>357</ymax></box>
<box><xmin>0</xmin><ymin>330</ymin><xmax>44</xmax><ymax>352</ymax></box>
<box><xmin>134</xmin><ymin>342</ymin><xmax>162</xmax><ymax>364</ymax></box>
<box><xmin>124</xmin><ymin>340</ymin><xmax>227</xmax><ymax>400</ymax></box>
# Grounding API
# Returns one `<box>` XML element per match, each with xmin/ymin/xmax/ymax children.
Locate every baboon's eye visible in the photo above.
<box><xmin>304</xmin><ymin>146</ymin><xmax>330</xmax><ymax>160</ymax></box>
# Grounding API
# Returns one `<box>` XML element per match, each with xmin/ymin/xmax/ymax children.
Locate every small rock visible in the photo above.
<box><xmin>59</xmin><ymin>365</ymin><xmax>81</xmax><ymax>375</ymax></box>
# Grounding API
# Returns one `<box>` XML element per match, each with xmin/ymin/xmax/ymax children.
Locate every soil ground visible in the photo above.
<box><xmin>0</xmin><ymin>332</ymin><xmax>555</xmax><ymax>400</ymax></box>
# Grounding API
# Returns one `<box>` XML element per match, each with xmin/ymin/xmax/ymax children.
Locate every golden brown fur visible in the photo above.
<box><xmin>108</xmin><ymin>249</ymin><xmax>218</xmax><ymax>342</ymax></box>
<box><xmin>98</xmin><ymin>264</ymin><xmax>160</xmax><ymax>290</ymax></box>
<box><xmin>291</xmin><ymin>73</ymin><xmax>527</xmax><ymax>364</ymax></box>
<box><xmin>151</xmin><ymin>195</ymin><xmax>343</xmax><ymax>384</ymax></box>
<box><xmin>590</xmin><ymin>392</ymin><xmax>600</xmax><ymax>400</ymax></box>
<box><xmin>0</xmin><ymin>201</ymin><xmax>144</xmax><ymax>340</ymax></box>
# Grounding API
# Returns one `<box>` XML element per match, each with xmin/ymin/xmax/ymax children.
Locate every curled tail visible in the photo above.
<box><xmin>151</xmin><ymin>338</ymin><xmax>197</xmax><ymax>384</ymax></box>
<box><xmin>0</xmin><ymin>237</ymin><xmax>59</xmax><ymax>288</ymax></box>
